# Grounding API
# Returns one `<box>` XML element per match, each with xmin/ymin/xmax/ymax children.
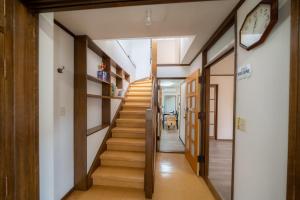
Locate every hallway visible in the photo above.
<box><xmin>159</xmin><ymin>129</ymin><xmax>185</xmax><ymax>153</ymax></box>
<box><xmin>67</xmin><ymin>153</ymin><xmax>214</xmax><ymax>200</ymax></box>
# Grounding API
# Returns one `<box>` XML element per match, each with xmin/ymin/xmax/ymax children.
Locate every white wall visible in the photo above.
<box><xmin>234</xmin><ymin>0</ymin><xmax>290</xmax><ymax>199</ymax></box>
<box><xmin>119</xmin><ymin>39</ymin><xmax>151</xmax><ymax>80</ymax></box>
<box><xmin>95</xmin><ymin>40</ymin><xmax>136</xmax><ymax>82</ymax></box>
<box><xmin>210</xmin><ymin>76</ymin><xmax>234</xmax><ymax>140</ymax></box>
<box><xmin>180</xmin><ymin>36</ymin><xmax>195</xmax><ymax>63</ymax></box>
<box><xmin>39</xmin><ymin>13</ymin><xmax>55</xmax><ymax>200</ymax></box>
<box><xmin>207</xmin><ymin>26</ymin><xmax>235</xmax><ymax>63</ymax></box>
<box><xmin>157</xmin><ymin>39</ymin><xmax>181</xmax><ymax>64</ymax></box>
<box><xmin>189</xmin><ymin>53</ymin><xmax>203</xmax><ymax>75</ymax></box>
<box><xmin>53</xmin><ymin>24</ymin><xmax>75</xmax><ymax>200</ymax></box>
<box><xmin>209</xmin><ymin>52</ymin><xmax>234</xmax><ymax>140</ymax></box>
<box><xmin>157</xmin><ymin>66</ymin><xmax>190</xmax><ymax>78</ymax></box>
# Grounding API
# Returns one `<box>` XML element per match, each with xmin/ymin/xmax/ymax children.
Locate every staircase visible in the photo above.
<box><xmin>92</xmin><ymin>79</ymin><xmax>152</xmax><ymax>190</ymax></box>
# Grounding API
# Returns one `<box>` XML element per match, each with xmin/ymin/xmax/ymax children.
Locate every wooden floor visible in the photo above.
<box><xmin>208</xmin><ymin>139</ymin><xmax>233</xmax><ymax>200</ymax></box>
<box><xmin>159</xmin><ymin>128</ymin><xmax>185</xmax><ymax>153</ymax></box>
<box><xmin>67</xmin><ymin>153</ymin><xmax>214</xmax><ymax>200</ymax></box>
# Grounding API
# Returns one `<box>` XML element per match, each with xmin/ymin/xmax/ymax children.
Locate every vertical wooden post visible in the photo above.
<box><xmin>151</xmin><ymin>40</ymin><xmax>157</xmax><ymax>78</ymax></box>
<box><xmin>74</xmin><ymin>36</ymin><xmax>88</xmax><ymax>190</ymax></box>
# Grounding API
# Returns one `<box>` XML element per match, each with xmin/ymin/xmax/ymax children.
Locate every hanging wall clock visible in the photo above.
<box><xmin>240</xmin><ymin>0</ymin><xmax>278</xmax><ymax>50</ymax></box>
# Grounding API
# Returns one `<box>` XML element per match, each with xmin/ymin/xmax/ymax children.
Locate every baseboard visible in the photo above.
<box><xmin>61</xmin><ymin>187</ymin><xmax>74</xmax><ymax>200</ymax></box>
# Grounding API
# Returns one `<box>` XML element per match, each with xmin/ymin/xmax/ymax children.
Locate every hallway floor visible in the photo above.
<box><xmin>159</xmin><ymin>128</ymin><xmax>185</xmax><ymax>153</ymax></box>
<box><xmin>67</xmin><ymin>153</ymin><xmax>214</xmax><ymax>200</ymax></box>
<box><xmin>208</xmin><ymin>139</ymin><xmax>233</xmax><ymax>200</ymax></box>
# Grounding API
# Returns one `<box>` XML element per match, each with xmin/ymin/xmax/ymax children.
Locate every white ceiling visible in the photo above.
<box><xmin>55</xmin><ymin>0</ymin><xmax>239</xmax><ymax>64</ymax></box>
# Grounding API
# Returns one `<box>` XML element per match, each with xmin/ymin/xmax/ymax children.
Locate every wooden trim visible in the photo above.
<box><xmin>204</xmin><ymin>47</ymin><xmax>234</xmax><ymax>68</ymax></box>
<box><xmin>157</xmin><ymin>64</ymin><xmax>190</xmax><ymax>67</ymax></box>
<box><xmin>231</xmin><ymin>13</ymin><xmax>238</xmax><ymax>200</ymax></box>
<box><xmin>74</xmin><ymin>36</ymin><xmax>89</xmax><ymax>190</ymax></box>
<box><xmin>189</xmin><ymin>0</ymin><xmax>245</xmax><ymax>65</ymax></box>
<box><xmin>54</xmin><ymin>19</ymin><xmax>75</xmax><ymax>37</ymax></box>
<box><xmin>287</xmin><ymin>0</ymin><xmax>300</xmax><ymax>199</ymax></box>
<box><xmin>13</xmin><ymin>2</ymin><xmax>39</xmax><ymax>199</ymax></box>
<box><xmin>23</xmin><ymin>0</ymin><xmax>227</xmax><ymax>12</ymax></box>
<box><xmin>86</xmin><ymin>94</ymin><xmax>123</xmax><ymax>99</ymax></box>
<box><xmin>61</xmin><ymin>187</ymin><xmax>75</xmax><ymax>200</ymax></box>
<box><xmin>87</xmin><ymin>124</ymin><xmax>110</xmax><ymax>136</ymax></box>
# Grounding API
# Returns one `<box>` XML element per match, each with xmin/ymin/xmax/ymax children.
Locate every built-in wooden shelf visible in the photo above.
<box><xmin>87</xmin><ymin>124</ymin><xmax>110</xmax><ymax>136</ymax></box>
<box><xmin>87</xmin><ymin>74</ymin><xmax>110</xmax><ymax>85</ymax></box>
<box><xmin>124</xmin><ymin>72</ymin><xmax>130</xmax><ymax>82</ymax></box>
<box><xmin>110</xmin><ymin>71</ymin><xmax>122</xmax><ymax>79</ymax></box>
<box><xmin>87</xmin><ymin>94</ymin><xmax>124</xmax><ymax>99</ymax></box>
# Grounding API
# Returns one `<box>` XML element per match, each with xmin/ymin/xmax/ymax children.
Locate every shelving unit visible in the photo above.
<box><xmin>74</xmin><ymin>35</ymin><xmax>130</xmax><ymax>190</ymax></box>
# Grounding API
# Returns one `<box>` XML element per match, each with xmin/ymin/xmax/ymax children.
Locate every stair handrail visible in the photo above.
<box><xmin>144</xmin><ymin>77</ymin><xmax>158</xmax><ymax>199</ymax></box>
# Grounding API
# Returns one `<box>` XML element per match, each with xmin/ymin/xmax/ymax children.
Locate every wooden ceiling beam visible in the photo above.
<box><xmin>22</xmin><ymin>0</ymin><xmax>226</xmax><ymax>12</ymax></box>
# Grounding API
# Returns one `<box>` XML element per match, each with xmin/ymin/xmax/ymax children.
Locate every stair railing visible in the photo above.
<box><xmin>144</xmin><ymin>77</ymin><xmax>158</xmax><ymax>199</ymax></box>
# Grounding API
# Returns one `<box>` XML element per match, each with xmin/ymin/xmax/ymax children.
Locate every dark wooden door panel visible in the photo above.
<box><xmin>0</xmin><ymin>31</ymin><xmax>6</xmax><ymax>200</ymax></box>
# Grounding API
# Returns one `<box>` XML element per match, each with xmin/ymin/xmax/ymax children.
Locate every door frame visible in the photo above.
<box><xmin>202</xmin><ymin>47</ymin><xmax>236</xmax><ymax>200</ymax></box>
<box><xmin>287</xmin><ymin>0</ymin><xmax>300</xmax><ymax>199</ymax></box>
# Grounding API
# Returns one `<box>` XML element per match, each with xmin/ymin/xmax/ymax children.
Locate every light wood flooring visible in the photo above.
<box><xmin>208</xmin><ymin>139</ymin><xmax>233</xmax><ymax>200</ymax></box>
<box><xmin>159</xmin><ymin>129</ymin><xmax>185</xmax><ymax>153</ymax></box>
<box><xmin>67</xmin><ymin>153</ymin><xmax>214</xmax><ymax>200</ymax></box>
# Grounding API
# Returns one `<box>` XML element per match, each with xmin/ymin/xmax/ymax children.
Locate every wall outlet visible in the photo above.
<box><xmin>236</xmin><ymin>117</ymin><xmax>246</xmax><ymax>132</ymax></box>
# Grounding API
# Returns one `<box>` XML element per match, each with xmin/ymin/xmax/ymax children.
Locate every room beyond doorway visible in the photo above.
<box><xmin>205</xmin><ymin>50</ymin><xmax>235</xmax><ymax>200</ymax></box>
<box><xmin>157</xmin><ymin>79</ymin><xmax>185</xmax><ymax>153</ymax></box>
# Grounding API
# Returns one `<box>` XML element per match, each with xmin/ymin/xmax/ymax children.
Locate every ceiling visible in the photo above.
<box><xmin>55</xmin><ymin>0</ymin><xmax>239</xmax><ymax>64</ymax></box>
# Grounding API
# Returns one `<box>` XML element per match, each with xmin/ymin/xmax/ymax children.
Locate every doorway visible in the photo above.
<box><xmin>158</xmin><ymin>79</ymin><xmax>185</xmax><ymax>153</ymax></box>
<box><xmin>205</xmin><ymin>50</ymin><xmax>235</xmax><ymax>200</ymax></box>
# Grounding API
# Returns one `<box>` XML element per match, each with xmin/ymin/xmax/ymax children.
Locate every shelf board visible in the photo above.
<box><xmin>111</xmin><ymin>71</ymin><xmax>123</xmax><ymax>79</ymax></box>
<box><xmin>87</xmin><ymin>124</ymin><xmax>109</xmax><ymax>136</ymax></box>
<box><xmin>87</xmin><ymin>94</ymin><xmax>124</xmax><ymax>100</ymax></box>
<box><xmin>87</xmin><ymin>74</ymin><xmax>110</xmax><ymax>85</ymax></box>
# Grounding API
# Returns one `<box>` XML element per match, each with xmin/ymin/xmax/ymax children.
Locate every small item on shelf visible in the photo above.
<box><xmin>97</xmin><ymin>63</ymin><xmax>106</xmax><ymax>80</ymax></box>
<box><xmin>111</xmin><ymin>83</ymin><xmax>116</xmax><ymax>96</ymax></box>
<box><xmin>116</xmin><ymin>89</ymin><xmax>124</xmax><ymax>97</ymax></box>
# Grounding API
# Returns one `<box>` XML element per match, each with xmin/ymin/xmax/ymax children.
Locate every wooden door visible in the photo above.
<box><xmin>185</xmin><ymin>70</ymin><xmax>201</xmax><ymax>174</ymax></box>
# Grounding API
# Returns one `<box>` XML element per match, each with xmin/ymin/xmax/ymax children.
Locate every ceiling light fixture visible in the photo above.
<box><xmin>145</xmin><ymin>9</ymin><xmax>152</xmax><ymax>26</ymax></box>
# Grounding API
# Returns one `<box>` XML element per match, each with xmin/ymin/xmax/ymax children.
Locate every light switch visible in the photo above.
<box><xmin>236</xmin><ymin>117</ymin><xmax>246</xmax><ymax>132</ymax></box>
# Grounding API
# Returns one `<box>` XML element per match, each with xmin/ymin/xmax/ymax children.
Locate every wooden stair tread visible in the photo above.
<box><xmin>112</xmin><ymin>127</ymin><xmax>145</xmax><ymax>133</ymax></box>
<box><xmin>117</xmin><ymin>118</ymin><xmax>145</xmax><ymax>122</ymax></box>
<box><xmin>123</xmin><ymin>103</ymin><xmax>150</xmax><ymax>107</ymax></box>
<box><xmin>107</xmin><ymin>138</ymin><xmax>145</xmax><ymax>146</ymax></box>
<box><xmin>101</xmin><ymin>151</ymin><xmax>145</xmax><ymax>162</ymax></box>
<box><xmin>93</xmin><ymin>167</ymin><xmax>144</xmax><ymax>182</ymax></box>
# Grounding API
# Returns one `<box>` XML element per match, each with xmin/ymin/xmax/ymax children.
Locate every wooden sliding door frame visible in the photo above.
<box><xmin>200</xmin><ymin>15</ymin><xmax>237</xmax><ymax>200</ymax></box>
<box><xmin>287</xmin><ymin>0</ymin><xmax>300</xmax><ymax>199</ymax></box>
